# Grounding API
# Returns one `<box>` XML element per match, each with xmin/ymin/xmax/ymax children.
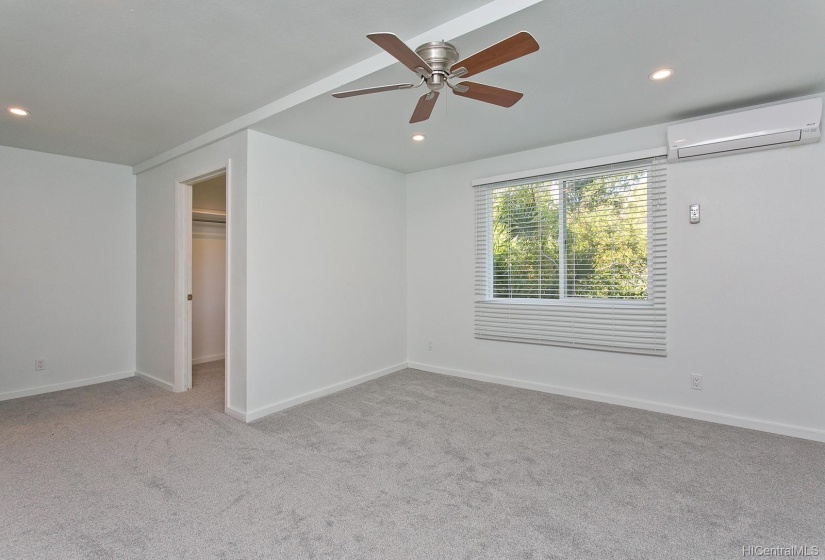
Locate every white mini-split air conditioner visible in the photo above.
<box><xmin>666</xmin><ymin>98</ymin><xmax>821</xmax><ymax>163</ymax></box>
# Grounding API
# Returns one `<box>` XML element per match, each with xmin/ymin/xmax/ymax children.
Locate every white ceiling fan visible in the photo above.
<box><xmin>332</xmin><ymin>31</ymin><xmax>540</xmax><ymax>123</ymax></box>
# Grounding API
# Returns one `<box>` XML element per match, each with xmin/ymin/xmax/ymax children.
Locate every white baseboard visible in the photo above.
<box><xmin>0</xmin><ymin>371</ymin><xmax>135</xmax><ymax>402</ymax></box>
<box><xmin>224</xmin><ymin>405</ymin><xmax>246</xmax><ymax>422</ymax></box>
<box><xmin>193</xmin><ymin>353</ymin><xmax>225</xmax><ymax>365</ymax></box>
<box><xmin>408</xmin><ymin>361</ymin><xmax>825</xmax><ymax>443</ymax></box>
<box><xmin>135</xmin><ymin>370</ymin><xmax>174</xmax><ymax>392</ymax></box>
<box><xmin>244</xmin><ymin>362</ymin><xmax>409</xmax><ymax>422</ymax></box>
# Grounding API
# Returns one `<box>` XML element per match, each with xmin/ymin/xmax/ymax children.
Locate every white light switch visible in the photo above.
<box><xmin>689</xmin><ymin>204</ymin><xmax>700</xmax><ymax>224</ymax></box>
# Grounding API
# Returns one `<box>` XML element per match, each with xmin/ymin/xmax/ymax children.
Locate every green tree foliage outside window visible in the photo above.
<box><xmin>492</xmin><ymin>171</ymin><xmax>649</xmax><ymax>300</ymax></box>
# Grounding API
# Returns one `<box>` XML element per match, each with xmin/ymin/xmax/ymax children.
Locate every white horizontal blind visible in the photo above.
<box><xmin>474</xmin><ymin>156</ymin><xmax>667</xmax><ymax>355</ymax></box>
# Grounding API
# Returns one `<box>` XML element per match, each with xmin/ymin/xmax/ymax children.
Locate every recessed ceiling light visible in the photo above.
<box><xmin>8</xmin><ymin>107</ymin><xmax>30</xmax><ymax>116</ymax></box>
<box><xmin>649</xmin><ymin>68</ymin><xmax>674</xmax><ymax>81</ymax></box>
<box><xmin>412</xmin><ymin>134</ymin><xmax>426</xmax><ymax>142</ymax></box>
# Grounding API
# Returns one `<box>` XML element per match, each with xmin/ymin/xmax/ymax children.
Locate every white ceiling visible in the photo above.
<box><xmin>0</xmin><ymin>0</ymin><xmax>492</xmax><ymax>165</ymax></box>
<box><xmin>253</xmin><ymin>0</ymin><xmax>825</xmax><ymax>172</ymax></box>
<box><xmin>2</xmin><ymin>0</ymin><xmax>825</xmax><ymax>172</ymax></box>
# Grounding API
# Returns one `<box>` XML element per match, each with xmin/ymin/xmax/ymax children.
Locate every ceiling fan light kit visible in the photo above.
<box><xmin>332</xmin><ymin>31</ymin><xmax>539</xmax><ymax>124</ymax></box>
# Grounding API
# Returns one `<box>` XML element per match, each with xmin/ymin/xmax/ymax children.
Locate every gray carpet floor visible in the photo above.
<box><xmin>1</xmin><ymin>362</ymin><xmax>823</xmax><ymax>559</ymax></box>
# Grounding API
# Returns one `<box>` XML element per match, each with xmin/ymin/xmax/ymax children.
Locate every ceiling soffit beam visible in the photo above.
<box><xmin>132</xmin><ymin>0</ymin><xmax>544</xmax><ymax>175</ymax></box>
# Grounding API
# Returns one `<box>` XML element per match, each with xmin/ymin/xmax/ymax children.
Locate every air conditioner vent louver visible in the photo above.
<box><xmin>667</xmin><ymin>98</ymin><xmax>821</xmax><ymax>163</ymax></box>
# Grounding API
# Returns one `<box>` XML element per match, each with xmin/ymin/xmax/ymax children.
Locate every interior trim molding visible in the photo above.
<box><xmin>192</xmin><ymin>354</ymin><xmax>225</xmax><ymax>366</ymax></box>
<box><xmin>408</xmin><ymin>361</ymin><xmax>825</xmax><ymax>443</ymax></box>
<box><xmin>244</xmin><ymin>362</ymin><xmax>409</xmax><ymax>422</ymax></box>
<box><xmin>135</xmin><ymin>370</ymin><xmax>175</xmax><ymax>392</ymax></box>
<box><xmin>0</xmin><ymin>371</ymin><xmax>135</xmax><ymax>402</ymax></box>
<box><xmin>224</xmin><ymin>405</ymin><xmax>246</xmax><ymax>422</ymax></box>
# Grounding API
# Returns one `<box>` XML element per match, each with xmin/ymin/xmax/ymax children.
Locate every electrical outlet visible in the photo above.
<box><xmin>691</xmin><ymin>374</ymin><xmax>702</xmax><ymax>390</ymax></box>
<box><xmin>35</xmin><ymin>358</ymin><xmax>46</xmax><ymax>371</ymax></box>
<box><xmin>427</xmin><ymin>339</ymin><xmax>434</xmax><ymax>351</ymax></box>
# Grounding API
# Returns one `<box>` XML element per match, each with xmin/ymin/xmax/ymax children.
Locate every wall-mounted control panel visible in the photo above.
<box><xmin>689</xmin><ymin>204</ymin><xmax>700</xmax><ymax>224</ymax></box>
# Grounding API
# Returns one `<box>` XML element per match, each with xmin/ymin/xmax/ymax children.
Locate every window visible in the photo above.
<box><xmin>474</xmin><ymin>154</ymin><xmax>667</xmax><ymax>355</ymax></box>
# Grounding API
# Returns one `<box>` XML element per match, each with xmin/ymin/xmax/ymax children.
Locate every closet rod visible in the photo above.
<box><xmin>192</xmin><ymin>208</ymin><xmax>226</xmax><ymax>224</ymax></box>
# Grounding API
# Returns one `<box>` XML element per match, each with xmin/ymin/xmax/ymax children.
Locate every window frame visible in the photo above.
<box><xmin>473</xmin><ymin>148</ymin><xmax>668</xmax><ymax>356</ymax></box>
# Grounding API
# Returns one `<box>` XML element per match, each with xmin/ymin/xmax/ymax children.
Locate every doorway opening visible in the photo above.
<box><xmin>174</xmin><ymin>165</ymin><xmax>231</xmax><ymax>412</ymax></box>
<box><xmin>191</xmin><ymin>174</ymin><xmax>227</xmax><ymax>396</ymax></box>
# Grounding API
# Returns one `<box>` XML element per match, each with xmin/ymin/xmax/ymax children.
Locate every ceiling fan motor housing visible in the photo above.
<box><xmin>415</xmin><ymin>41</ymin><xmax>459</xmax><ymax>91</ymax></box>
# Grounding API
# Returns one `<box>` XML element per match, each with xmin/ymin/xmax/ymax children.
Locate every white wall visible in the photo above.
<box><xmin>136</xmin><ymin>132</ymin><xmax>247</xmax><ymax>414</ymax></box>
<box><xmin>9</xmin><ymin>98</ymin><xmax>815</xmax><ymax>442</ymax></box>
<box><xmin>0</xmin><ymin>145</ymin><xmax>135</xmax><ymax>400</ymax></box>
<box><xmin>245</xmin><ymin>131</ymin><xmax>407</xmax><ymax>418</ymax></box>
<box><xmin>406</xmin><ymin>107</ymin><xmax>825</xmax><ymax>441</ymax></box>
<box><xmin>192</xmin><ymin>221</ymin><xmax>226</xmax><ymax>363</ymax></box>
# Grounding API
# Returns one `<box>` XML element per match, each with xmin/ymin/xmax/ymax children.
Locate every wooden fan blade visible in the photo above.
<box><xmin>410</xmin><ymin>91</ymin><xmax>439</xmax><ymax>123</ymax></box>
<box><xmin>451</xmin><ymin>31</ymin><xmax>539</xmax><ymax>78</ymax></box>
<box><xmin>332</xmin><ymin>83</ymin><xmax>414</xmax><ymax>98</ymax></box>
<box><xmin>452</xmin><ymin>82</ymin><xmax>523</xmax><ymax>107</ymax></box>
<box><xmin>368</xmin><ymin>32</ymin><xmax>433</xmax><ymax>76</ymax></box>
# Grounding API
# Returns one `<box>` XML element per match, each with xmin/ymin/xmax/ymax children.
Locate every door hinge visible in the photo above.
<box><xmin>187</xmin><ymin>294</ymin><xmax>193</xmax><ymax>301</ymax></box>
